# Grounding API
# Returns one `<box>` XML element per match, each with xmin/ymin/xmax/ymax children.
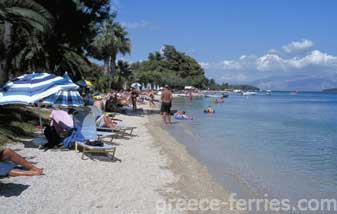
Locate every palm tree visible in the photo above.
<box><xmin>0</xmin><ymin>0</ymin><xmax>52</xmax><ymax>83</ymax></box>
<box><xmin>92</xmin><ymin>18</ymin><xmax>131</xmax><ymax>87</ymax></box>
<box><xmin>0</xmin><ymin>0</ymin><xmax>52</xmax><ymax>32</ymax></box>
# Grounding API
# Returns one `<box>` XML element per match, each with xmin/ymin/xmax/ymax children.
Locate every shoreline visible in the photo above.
<box><xmin>147</xmin><ymin>114</ymin><xmax>242</xmax><ymax>213</ymax></box>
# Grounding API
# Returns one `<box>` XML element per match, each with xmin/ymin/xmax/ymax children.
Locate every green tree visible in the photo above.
<box><xmin>0</xmin><ymin>0</ymin><xmax>53</xmax><ymax>82</ymax></box>
<box><xmin>91</xmin><ymin>18</ymin><xmax>131</xmax><ymax>87</ymax></box>
<box><xmin>131</xmin><ymin>45</ymin><xmax>206</xmax><ymax>88</ymax></box>
<box><xmin>35</xmin><ymin>0</ymin><xmax>111</xmax><ymax>79</ymax></box>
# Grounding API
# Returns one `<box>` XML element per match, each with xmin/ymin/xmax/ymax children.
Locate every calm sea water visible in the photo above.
<box><xmin>169</xmin><ymin>92</ymin><xmax>337</xmax><ymax>209</ymax></box>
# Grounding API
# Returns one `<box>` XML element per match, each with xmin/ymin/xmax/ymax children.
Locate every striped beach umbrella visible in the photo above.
<box><xmin>131</xmin><ymin>82</ymin><xmax>141</xmax><ymax>89</ymax></box>
<box><xmin>42</xmin><ymin>90</ymin><xmax>84</xmax><ymax>107</ymax></box>
<box><xmin>0</xmin><ymin>72</ymin><xmax>78</xmax><ymax>105</ymax></box>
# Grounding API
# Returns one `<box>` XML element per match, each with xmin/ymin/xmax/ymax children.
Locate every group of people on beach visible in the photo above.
<box><xmin>0</xmin><ymin>85</ymin><xmax>174</xmax><ymax>178</ymax></box>
<box><xmin>0</xmin><ymin>84</ymin><xmax>211</xmax><ymax>177</ymax></box>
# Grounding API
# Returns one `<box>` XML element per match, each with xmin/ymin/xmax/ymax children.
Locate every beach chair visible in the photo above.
<box><xmin>73</xmin><ymin>108</ymin><xmax>116</xmax><ymax>160</ymax></box>
<box><xmin>95</xmin><ymin>114</ymin><xmax>136</xmax><ymax>137</ymax></box>
<box><xmin>91</xmin><ymin>105</ymin><xmax>137</xmax><ymax>137</ymax></box>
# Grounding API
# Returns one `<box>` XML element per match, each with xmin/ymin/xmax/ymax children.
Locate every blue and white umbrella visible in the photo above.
<box><xmin>131</xmin><ymin>82</ymin><xmax>141</xmax><ymax>88</ymax></box>
<box><xmin>0</xmin><ymin>72</ymin><xmax>78</xmax><ymax>105</ymax></box>
<box><xmin>42</xmin><ymin>90</ymin><xmax>84</xmax><ymax>107</ymax></box>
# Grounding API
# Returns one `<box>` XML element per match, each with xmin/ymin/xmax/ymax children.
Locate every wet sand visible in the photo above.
<box><xmin>148</xmin><ymin>115</ymin><xmax>243</xmax><ymax>213</ymax></box>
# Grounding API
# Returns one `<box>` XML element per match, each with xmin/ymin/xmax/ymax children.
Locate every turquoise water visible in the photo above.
<box><xmin>170</xmin><ymin>92</ymin><xmax>337</xmax><ymax>205</ymax></box>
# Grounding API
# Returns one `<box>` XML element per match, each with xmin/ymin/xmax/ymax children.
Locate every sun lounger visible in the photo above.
<box><xmin>73</xmin><ymin>108</ymin><xmax>116</xmax><ymax>160</ymax></box>
<box><xmin>96</xmin><ymin>114</ymin><xmax>136</xmax><ymax>136</ymax></box>
<box><xmin>94</xmin><ymin>109</ymin><xmax>137</xmax><ymax>136</ymax></box>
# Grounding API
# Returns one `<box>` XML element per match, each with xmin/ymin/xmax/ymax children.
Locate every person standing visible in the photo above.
<box><xmin>160</xmin><ymin>85</ymin><xmax>173</xmax><ymax>124</ymax></box>
<box><xmin>188</xmin><ymin>89</ymin><xmax>192</xmax><ymax>104</ymax></box>
<box><xmin>131</xmin><ymin>87</ymin><xmax>139</xmax><ymax>112</ymax></box>
<box><xmin>149</xmin><ymin>90</ymin><xmax>156</xmax><ymax>108</ymax></box>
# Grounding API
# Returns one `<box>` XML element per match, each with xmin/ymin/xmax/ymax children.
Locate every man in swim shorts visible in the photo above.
<box><xmin>160</xmin><ymin>85</ymin><xmax>173</xmax><ymax>124</ymax></box>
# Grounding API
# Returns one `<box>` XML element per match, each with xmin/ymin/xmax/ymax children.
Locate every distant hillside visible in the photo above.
<box><xmin>249</xmin><ymin>76</ymin><xmax>337</xmax><ymax>91</ymax></box>
<box><xmin>323</xmin><ymin>88</ymin><xmax>337</xmax><ymax>93</ymax></box>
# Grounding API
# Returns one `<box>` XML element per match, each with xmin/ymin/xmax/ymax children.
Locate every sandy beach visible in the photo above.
<box><xmin>0</xmin><ymin>112</ymin><xmax>240</xmax><ymax>214</ymax></box>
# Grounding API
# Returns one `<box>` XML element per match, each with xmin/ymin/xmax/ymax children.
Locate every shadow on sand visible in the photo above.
<box><xmin>0</xmin><ymin>182</ymin><xmax>30</xmax><ymax>197</ymax></box>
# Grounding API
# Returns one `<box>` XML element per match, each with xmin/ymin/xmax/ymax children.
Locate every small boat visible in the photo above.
<box><xmin>266</xmin><ymin>90</ymin><xmax>272</xmax><ymax>95</ymax></box>
<box><xmin>242</xmin><ymin>91</ymin><xmax>257</xmax><ymax>96</ymax></box>
<box><xmin>205</xmin><ymin>93</ymin><xmax>229</xmax><ymax>98</ymax></box>
<box><xmin>205</xmin><ymin>94</ymin><xmax>222</xmax><ymax>98</ymax></box>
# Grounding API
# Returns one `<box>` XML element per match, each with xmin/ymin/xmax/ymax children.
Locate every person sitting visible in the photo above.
<box><xmin>41</xmin><ymin>109</ymin><xmax>74</xmax><ymax>150</ymax></box>
<box><xmin>103</xmin><ymin>115</ymin><xmax>121</xmax><ymax>129</ymax></box>
<box><xmin>0</xmin><ymin>148</ymin><xmax>43</xmax><ymax>177</ymax></box>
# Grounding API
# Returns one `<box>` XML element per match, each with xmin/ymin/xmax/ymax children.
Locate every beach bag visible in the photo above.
<box><xmin>85</xmin><ymin>140</ymin><xmax>103</xmax><ymax>147</ymax></box>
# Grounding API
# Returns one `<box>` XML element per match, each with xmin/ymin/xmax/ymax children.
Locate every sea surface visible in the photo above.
<box><xmin>169</xmin><ymin>92</ymin><xmax>337</xmax><ymax>213</ymax></box>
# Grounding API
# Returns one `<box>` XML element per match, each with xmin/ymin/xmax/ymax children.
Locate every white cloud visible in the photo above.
<box><xmin>222</xmin><ymin>60</ymin><xmax>243</xmax><ymax>70</ymax></box>
<box><xmin>288</xmin><ymin>50</ymin><xmax>337</xmax><ymax>69</ymax></box>
<box><xmin>201</xmin><ymin>39</ymin><xmax>337</xmax><ymax>89</ymax></box>
<box><xmin>202</xmin><ymin>43</ymin><xmax>337</xmax><ymax>74</ymax></box>
<box><xmin>199</xmin><ymin>62</ymin><xmax>210</xmax><ymax>69</ymax></box>
<box><xmin>121</xmin><ymin>20</ymin><xmax>150</xmax><ymax>29</ymax></box>
<box><xmin>282</xmin><ymin>39</ymin><xmax>314</xmax><ymax>53</ymax></box>
<box><xmin>256</xmin><ymin>53</ymin><xmax>286</xmax><ymax>71</ymax></box>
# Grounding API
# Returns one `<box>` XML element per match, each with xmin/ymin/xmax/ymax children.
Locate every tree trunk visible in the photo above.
<box><xmin>104</xmin><ymin>58</ymin><xmax>109</xmax><ymax>75</ymax></box>
<box><xmin>108</xmin><ymin>54</ymin><xmax>116</xmax><ymax>89</ymax></box>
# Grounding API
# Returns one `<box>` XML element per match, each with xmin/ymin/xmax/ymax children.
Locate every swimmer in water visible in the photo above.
<box><xmin>204</xmin><ymin>106</ymin><xmax>215</xmax><ymax>113</ymax></box>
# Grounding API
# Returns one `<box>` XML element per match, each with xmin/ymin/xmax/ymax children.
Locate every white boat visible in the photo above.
<box><xmin>242</xmin><ymin>91</ymin><xmax>257</xmax><ymax>96</ymax></box>
<box><xmin>205</xmin><ymin>94</ymin><xmax>222</xmax><ymax>98</ymax></box>
<box><xmin>266</xmin><ymin>90</ymin><xmax>272</xmax><ymax>95</ymax></box>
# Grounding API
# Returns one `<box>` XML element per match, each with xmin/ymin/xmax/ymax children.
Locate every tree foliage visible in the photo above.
<box><xmin>90</xmin><ymin>17</ymin><xmax>131</xmax><ymax>82</ymax></box>
<box><xmin>0</xmin><ymin>0</ymin><xmax>114</xmax><ymax>82</ymax></box>
<box><xmin>131</xmin><ymin>45</ymin><xmax>206</xmax><ymax>89</ymax></box>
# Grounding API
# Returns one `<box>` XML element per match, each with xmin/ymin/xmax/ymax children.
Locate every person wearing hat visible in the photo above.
<box><xmin>160</xmin><ymin>85</ymin><xmax>173</xmax><ymax>124</ymax></box>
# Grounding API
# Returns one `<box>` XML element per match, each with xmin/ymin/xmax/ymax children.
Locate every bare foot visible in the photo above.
<box><xmin>31</xmin><ymin>166</ymin><xmax>44</xmax><ymax>174</ymax></box>
<box><xmin>29</xmin><ymin>170</ymin><xmax>43</xmax><ymax>176</ymax></box>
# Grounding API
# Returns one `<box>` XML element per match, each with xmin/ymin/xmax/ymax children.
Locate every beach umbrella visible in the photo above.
<box><xmin>0</xmin><ymin>72</ymin><xmax>79</xmax><ymax>128</ymax></box>
<box><xmin>42</xmin><ymin>90</ymin><xmax>84</xmax><ymax>107</ymax></box>
<box><xmin>0</xmin><ymin>72</ymin><xmax>78</xmax><ymax>105</ymax></box>
<box><xmin>77</xmin><ymin>80</ymin><xmax>93</xmax><ymax>88</ymax></box>
<box><xmin>131</xmin><ymin>82</ymin><xmax>141</xmax><ymax>89</ymax></box>
<box><xmin>146</xmin><ymin>83</ymin><xmax>151</xmax><ymax>90</ymax></box>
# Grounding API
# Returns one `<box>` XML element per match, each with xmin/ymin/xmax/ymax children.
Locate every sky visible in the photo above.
<box><xmin>112</xmin><ymin>0</ymin><xmax>337</xmax><ymax>90</ymax></box>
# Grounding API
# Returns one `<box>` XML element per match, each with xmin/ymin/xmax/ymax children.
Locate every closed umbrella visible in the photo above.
<box><xmin>146</xmin><ymin>83</ymin><xmax>152</xmax><ymax>90</ymax></box>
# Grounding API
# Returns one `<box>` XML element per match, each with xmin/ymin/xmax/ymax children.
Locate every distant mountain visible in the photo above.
<box><xmin>322</xmin><ymin>88</ymin><xmax>337</xmax><ymax>93</ymax></box>
<box><xmin>249</xmin><ymin>76</ymin><xmax>337</xmax><ymax>91</ymax></box>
